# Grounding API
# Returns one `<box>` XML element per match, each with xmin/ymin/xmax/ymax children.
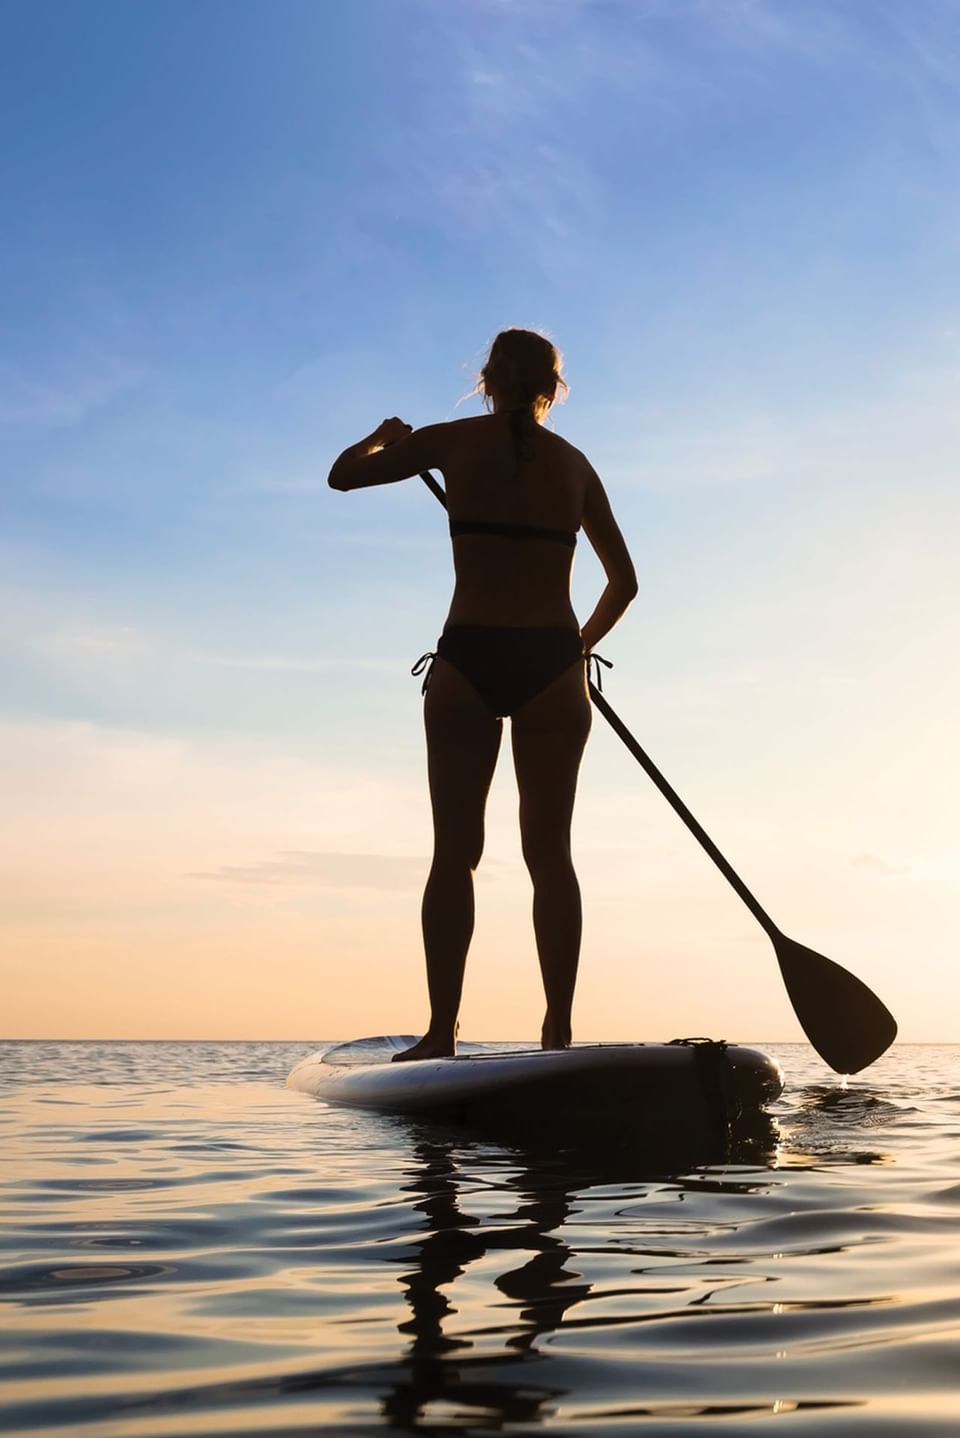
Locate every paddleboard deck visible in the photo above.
<box><xmin>287</xmin><ymin>1037</ymin><xmax>784</xmax><ymax>1131</ymax></box>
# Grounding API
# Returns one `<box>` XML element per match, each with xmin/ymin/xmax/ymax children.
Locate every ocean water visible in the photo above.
<box><xmin>1</xmin><ymin>1041</ymin><xmax>958</xmax><ymax>1437</ymax></box>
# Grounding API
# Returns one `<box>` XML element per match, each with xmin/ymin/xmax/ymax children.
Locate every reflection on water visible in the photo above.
<box><xmin>2</xmin><ymin>1042</ymin><xmax>960</xmax><ymax>1435</ymax></box>
<box><xmin>381</xmin><ymin>1125</ymin><xmax>786</xmax><ymax>1430</ymax></box>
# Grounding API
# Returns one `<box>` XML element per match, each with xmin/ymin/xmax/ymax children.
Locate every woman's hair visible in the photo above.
<box><xmin>474</xmin><ymin>327</ymin><xmax>568</xmax><ymax>461</ymax></box>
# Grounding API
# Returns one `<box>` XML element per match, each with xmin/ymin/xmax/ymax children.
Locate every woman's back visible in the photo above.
<box><xmin>439</xmin><ymin>413</ymin><xmax>589</xmax><ymax>629</ymax></box>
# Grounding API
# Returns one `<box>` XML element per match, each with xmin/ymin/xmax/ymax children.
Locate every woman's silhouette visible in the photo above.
<box><xmin>329</xmin><ymin>329</ymin><xmax>637</xmax><ymax>1060</ymax></box>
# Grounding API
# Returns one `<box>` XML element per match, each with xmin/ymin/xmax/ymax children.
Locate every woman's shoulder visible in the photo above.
<box><xmin>442</xmin><ymin>413</ymin><xmax>493</xmax><ymax>435</ymax></box>
<box><xmin>424</xmin><ymin>414</ymin><xmax>490</xmax><ymax>451</ymax></box>
<box><xmin>543</xmin><ymin>426</ymin><xmax>586</xmax><ymax>460</ymax></box>
<box><xmin>539</xmin><ymin>427</ymin><xmax>594</xmax><ymax>484</ymax></box>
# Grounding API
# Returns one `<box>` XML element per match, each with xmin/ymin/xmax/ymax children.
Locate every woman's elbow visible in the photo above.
<box><xmin>618</xmin><ymin>570</ymin><xmax>639</xmax><ymax>603</ymax></box>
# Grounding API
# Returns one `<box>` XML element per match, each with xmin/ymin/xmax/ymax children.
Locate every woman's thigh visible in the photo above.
<box><xmin>424</xmin><ymin>658</ymin><xmax>503</xmax><ymax>861</ymax></box>
<box><xmin>511</xmin><ymin>660</ymin><xmax>592</xmax><ymax>858</ymax></box>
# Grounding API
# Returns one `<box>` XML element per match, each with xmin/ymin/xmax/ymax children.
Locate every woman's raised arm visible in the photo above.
<box><xmin>328</xmin><ymin>420</ymin><xmax>447</xmax><ymax>491</ymax></box>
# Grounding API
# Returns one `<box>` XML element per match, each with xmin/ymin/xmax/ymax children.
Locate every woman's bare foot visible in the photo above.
<box><xmin>541</xmin><ymin>1014</ymin><xmax>572</xmax><ymax>1051</ymax></box>
<box><xmin>392</xmin><ymin>1028</ymin><xmax>457</xmax><ymax>1063</ymax></box>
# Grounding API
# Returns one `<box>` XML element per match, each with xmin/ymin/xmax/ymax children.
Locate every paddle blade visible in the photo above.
<box><xmin>774</xmin><ymin>935</ymin><xmax>897</xmax><ymax>1073</ymax></box>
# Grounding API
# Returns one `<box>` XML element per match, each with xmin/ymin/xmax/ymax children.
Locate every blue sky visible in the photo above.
<box><xmin>2</xmin><ymin>0</ymin><xmax>958</xmax><ymax>1040</ymax></box>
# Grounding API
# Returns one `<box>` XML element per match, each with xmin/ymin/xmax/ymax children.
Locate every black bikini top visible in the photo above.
<box><xmin>449</xmin><ymin>518</ymin><xmax>577</xmax><ymax>549</ymax></box>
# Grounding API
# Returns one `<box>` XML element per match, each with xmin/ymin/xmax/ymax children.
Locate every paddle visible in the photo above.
<box><xmin>418</xmin><ymin>470</ymin><xmax>897</xmax><ymax>1073</ymax></box>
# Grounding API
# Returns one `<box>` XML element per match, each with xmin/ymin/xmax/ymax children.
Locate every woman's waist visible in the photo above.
<box><xmin>441</xmin><ymin>620</ymin><xmax>582</xmax><ymax>639</ymax></box>
<box><xmin>445</xmin><ymin>592</ymin><xmax>578</xmax><ymax>631</ymax></box>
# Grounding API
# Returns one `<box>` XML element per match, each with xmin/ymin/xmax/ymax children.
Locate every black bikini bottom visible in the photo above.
<box><xmin>431</xmin><ymin>624</ymin><xmax>585</xmax><ymax>718</ymax></box>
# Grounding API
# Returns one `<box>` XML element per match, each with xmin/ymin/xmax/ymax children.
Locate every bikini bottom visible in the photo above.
<box><xmin>424</xmin><ymin>624</ymin><xmax>585</xmax><ymax>719</ymax></box>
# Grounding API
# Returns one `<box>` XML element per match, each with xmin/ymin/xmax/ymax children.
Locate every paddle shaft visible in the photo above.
<box><xmin>419</xmin><ymin>470</ymin><xmax>447</xmax><ymax>506</ymax></box>
<box><xmin>588</xmin><ymin>683</ymin><xmax>778</xmax><ymax>938</ymax></box>
<box><xmin>420</xmin><ymin>469</ymin><xmax>779</xmax><ymax>937</ymax></box>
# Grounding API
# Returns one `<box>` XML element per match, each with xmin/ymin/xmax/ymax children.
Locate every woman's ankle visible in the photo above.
<box><xmin>541</xmin><ymin>1013</ymin><xmax>572</xmax><ymax>1050</ymax></box>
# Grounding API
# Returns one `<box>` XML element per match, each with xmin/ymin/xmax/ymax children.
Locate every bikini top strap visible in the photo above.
<box><xmin>449</xmin><ymin>517</ymin><xmax>577</xmax><ymax>547</ymax></box>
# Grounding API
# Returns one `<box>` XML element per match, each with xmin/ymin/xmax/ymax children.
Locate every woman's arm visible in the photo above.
<box><xmin>328</xmin><ymin>419</ymin><xmax>447</xmax><ymax>492</ymax></box>
<box><xmin>579</xmin><ymin>463</ymin><xmax>638</xmax><ymax>654</ymax></box>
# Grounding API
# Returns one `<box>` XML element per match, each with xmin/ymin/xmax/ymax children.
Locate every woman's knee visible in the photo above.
<box><xmin>433</xmin><ymin>827</ymin><xmax>485</xmax><ymax>873</ymax></box>
<box><xmin>520</xmin><ymin>830</ymin><xmax>574</xmax><ymax>883</ymax></box>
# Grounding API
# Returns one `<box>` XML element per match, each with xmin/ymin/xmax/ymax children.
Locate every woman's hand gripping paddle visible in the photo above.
<box><xmin>420</xmin><ymin>470</ymin><xmax>897</xmax><ymax>1073</ymax></box>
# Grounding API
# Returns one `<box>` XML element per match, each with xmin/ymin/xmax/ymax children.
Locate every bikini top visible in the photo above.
<box><xmin>449</xmin><ymin>517</ymin><xmax>578</xmax><ymax>549</ymax></box>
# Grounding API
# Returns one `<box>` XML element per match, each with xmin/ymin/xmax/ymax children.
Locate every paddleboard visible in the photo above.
<box><xmin>287</xmin><ymin>1037</ymin><xmax>783</xmax><ymax>1131</ymax></box>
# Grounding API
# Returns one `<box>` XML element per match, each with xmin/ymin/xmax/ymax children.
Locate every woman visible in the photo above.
<box><xmin>328</xmin><ymin>328</ymin><xmax>637</xmax><ymax>1060</ymax></box>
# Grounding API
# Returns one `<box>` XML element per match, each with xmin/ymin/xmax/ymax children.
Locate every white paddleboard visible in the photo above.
<box><xmin>287</xmin><ymin>1037</ymin><xmax>783</xmax><ymax>1126</ymax></box>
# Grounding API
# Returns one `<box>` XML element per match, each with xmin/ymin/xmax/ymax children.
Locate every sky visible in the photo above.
<box><xmin>2</xmin><ymin>0</ymin><xmax>958</xmax><ymax>1045</ymax></box>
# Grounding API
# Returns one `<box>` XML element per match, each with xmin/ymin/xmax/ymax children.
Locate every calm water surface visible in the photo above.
<box><xmin>1</xmin><ymin>1041</ymin><xmax>958</xmax><ymax>1436</ymax></box>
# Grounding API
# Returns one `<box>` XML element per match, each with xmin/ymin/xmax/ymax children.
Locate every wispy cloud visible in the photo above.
<box><xmin>852</xmin><ymin>850</ymin><xmax>960</xmax><ymax>884</ymax></box>
<box><xmin>192</xmin><ymin>651</ymin><xmax>398</xmax><ymax>675</ymax></box>
<box><xmin>369</xmin><ymin>3</ymin><xmax>614</xmax><ymax>267</ymax></box>
<box><xmin>237</xmin><ymin>471</ymin><xmax>328</xmax><ymax>495</ymax></box>
<box><xmin>699</xmin><ymin>0</ymin><xmax>858</xmax><ymax>63</ymax></box>
<box><xmin>599</xmin><ymin>363</ymin><xmax>960</xmax><ymax>493</ymax></box>
<box><xmin>852</xmin><ymin>853</ymin><xmax>910</xmax><ymax>878</ymax></box>
<box><xmin>0</xmin><ymin>716</ymin><xmax>427</xmax><ymax>872</ymax></box>
<box><xmin>193</xmin><ymin>849</ymin><xmax>428</xmax><ymax>890</ymax></box>
<box><xmin>902</xmin><ymin>852</ymin><xmax>960</xmax><ymax>884</ymax></box>
<box><xmin>0</xmin><ymin>593</ymin><xmax>399</xmax><ymax>678</ymax></box>
<box><xmin>0</xmin><ymin>353</ymin><xmax>142</xmax><ymax>428</ymax></box>
<box><xmin>39</xmin><ymin>625</ymin><xmax>144</xmax><ymax>657</ymax></box>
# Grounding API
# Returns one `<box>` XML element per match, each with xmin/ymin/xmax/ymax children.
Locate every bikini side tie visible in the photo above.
<box><xmin>411</xmin><ymin>650</ymin><xmax>437</xmax><ymax>696</ymax></box>
<box><xmin>586</xmin><ymin>651</ymin><xmax>613</xmax><ymax>692</ymax></box>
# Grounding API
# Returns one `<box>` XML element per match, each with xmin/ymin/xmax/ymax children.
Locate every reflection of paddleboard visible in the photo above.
<box><xmin>286</xmin><ymin>1037</ymin><xmax>784</xmax><ymax>1129</ymax></box>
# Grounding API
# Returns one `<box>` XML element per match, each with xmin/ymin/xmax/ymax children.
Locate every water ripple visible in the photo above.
<box><xmin>1</xmin><ymin>1041</ymin><xmax>958</xmax><ymax>1435</ymax></box>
